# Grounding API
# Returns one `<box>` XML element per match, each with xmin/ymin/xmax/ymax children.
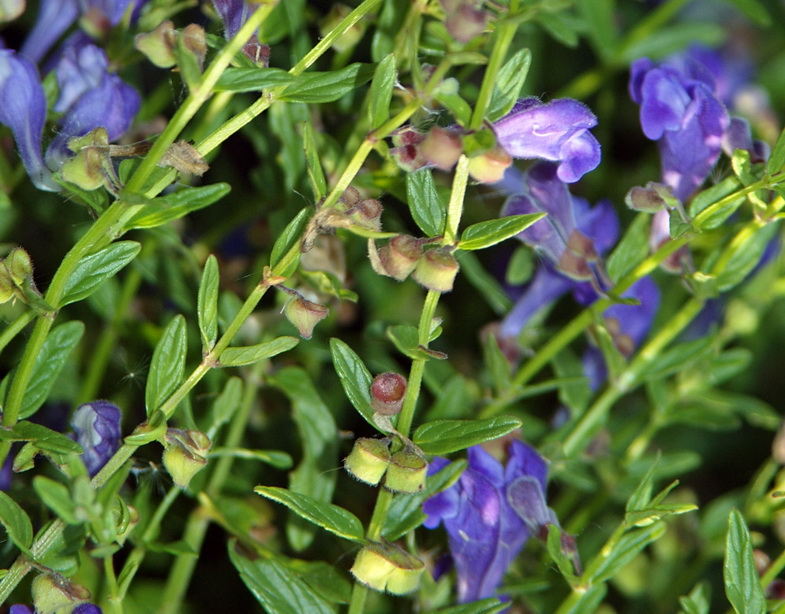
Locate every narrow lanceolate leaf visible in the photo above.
<box><xmin>33</xmin><ymin>476</ymin><xmax>79</xmax><ymax>524</ymax></box>
<box><xmin>487</xmin><ymin>49</ymin><xmax>532</xmax><ymax>122</ymax></box>
<box><xmin>60</xmin><ymin>241</ymin><xmax>141</xmax><ymax>307</ymax></box>
<box><xmin>270</xmin><ymin>208</ymin><xmax>310</xmax><ymax>277</ymax></box>
<box><xmin>254</xmin><ymin>486</ymin><xmax>365</xmax><ymax>543</ymax></box>
<box><xmin>458</xmin><ymin>214</ymin><xmax>545</xmax><ymax>251</ymax></box>
<box><xmin>368</xmin><ymin>53</ymin><xmax>397</xmax><ymax>130</ymax></box>
<box><xmin>413</xmin><ymin>417</ymin><xmax>522</xmax><ymax>455</ymax></box>
<box><xmin>19</xmin><ymin>321</ymin><xmax>84</xmax><ymax>420</ymax></box>
<box><xmin>431</xmin><ymin>599</ymin><xmax>507</xmax><ymax>614</ymax></box>
<box><xmin>724</xmin><ymin>509</ymin><xmax>766</xmax><ymax>614</ymax></box>
<box><xmin>197</xmin><ymin>255</ymin><xmax>219</xmax><ymax>352</ymax></box>
<box><xmin>768</xmin><ymin>126</ymin><xmax>785</xmax><ymax>176</ymax></box>
<box><xmin>228</xmin><ymin>544</ymin><xmax>335</xmax><ymax>614</ymax></box>
<box><xmin>329</xmin><ymin>338</ymin><xmax>377</xmax><ymax>431</ymax></box>
<box><xmin>145</xmin><ymin>315</ymin><xmax>187</xmax><ymax>415</ymax></box>
<box><xmin>0</xmin><ymin>491</ymin><xmax>33</xmax><ymax>555</ymax></box>
<box><xmin>9</xmin><ymin>422</ymin><xmax>83</xmax><ymax>455</ymax></box>
<box><xmin>214</xmin><ymin>67</ymin><xmax>295</xmax><ymax>92</ymax></box>
<box><xmin>126</xmin><ymin>183</ymin><xmax>231</xmax><ymax>230</ymax></box>
<box><xmin>219</xmin><ymin>336</ymin><xmax>299</xmax><ymax>367</ymax></box>
<box><xmin>406</xmin><ymin>169</ymin><xmax>446</xmax><ymax>237</ymax></box>
<box><xmin>589</xmin><ymin>523</ymin><xmax>666</xmax><ymax>584</ymax></box>
<box><xmin>302</xmin><ymin>120</ymin><xmax>327</xmax><ymax>200</ymax></box>
<box><xmin>281</xmin><ymin>63</ymin><xmax>374</xmax><ymax>103</ymax></box>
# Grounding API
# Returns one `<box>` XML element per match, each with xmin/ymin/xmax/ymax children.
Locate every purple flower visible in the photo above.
<box><xmin>211</xmin><ymin>0</ymin><xmax>269</xmax><ymax>66</ymax></box>
<box><xmin>0</xmin><ymin>48</ymin><xmax>58</xmax><ymax>191</ymax></box>
<box><xmin>71</xmin><ymin>401</ymin><xmax>122</xmax><ymax>477</ymax></box>
<box><xmin>73</xmin><ymin>604</ymin><xmax>103</xmax><ymax>614</ymax></box>
<box><xmin>423</xmin><ymin>440</ymin><xmax>556</xmax><ymax>603</ymax></box>
<box><xmin>492</xmin><ymin>98</ymin><xmax>601</xmax><ymax>183</ymax></box>
<box><xmin>629</xmin><ymin>55</ymin><xmax>729</xmax><ymax>202</ymax></box>
<box><xmin>21</xmin><ymin>0</ymin><xmax>148</xmax><ymax>64</ymax></box>
<box><xmin>10</xmin><ymin>606</ymin><xmax>34</xmax><ymax>614</ymax></box>
<box><xmin>45</xmin><ymin>42</ymin><xmax>141</xmax><ymax>169</ymax></box>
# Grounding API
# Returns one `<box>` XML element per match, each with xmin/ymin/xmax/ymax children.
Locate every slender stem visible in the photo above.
<box><xmin>0</xmin><ymin>310</ymin><xmax>35</xmax><ymax>355</ymax></box>
<box><xmin>103</xmin><ymin>555</ymin><xmax>122</xmax><ymax>614</ymax></box>
<box><xmin>160</xmin><ymin>364</ymin><xmax>264</xmax><ymax>612</ymax></box>
<box><xmin>443</xmin><ymin>156</ymin><xmax>470</xmax><ymax>245</ymax></box>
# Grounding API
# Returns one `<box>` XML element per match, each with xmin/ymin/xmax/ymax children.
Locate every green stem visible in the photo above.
<box><xmin>443</xmin><ymin>155</ymin><xmax>470</xmax><ymax>245</ymax></box>
<box><xmin>0</xmin><ymin>309</ymin><xmax>35</xmax><ymax>355</ymax></box>
<box><xmin>159</xmin><ymin>363</ymin><xmax>264</xmax><ymax>612</ymax></box>
<box><xmin>103</xmin><ymin>555</ymin><xmax>122</xmax><ymax>614</ymax></box>
<box><xmin>116</xmin><ymin>486</ymin><xmax>182</xmax><ymax>601</ymax></box>
<box><xmin>124</xmin><ymin>3</ymin><xmax>277</xmax><ymax>193</ymax></box>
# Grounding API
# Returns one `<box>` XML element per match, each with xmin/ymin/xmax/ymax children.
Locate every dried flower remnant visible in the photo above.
<box><xmin>370</xmin><ymin>372</ymin><xmax>407</xmax><ymax>416</ymax></box>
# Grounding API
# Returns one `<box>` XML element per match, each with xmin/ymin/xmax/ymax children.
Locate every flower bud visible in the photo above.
<box><xmin>340</xmin><ymin>186</ymin><xmax>361</xmax><ymax>207</ymax></box>
<box><xmin>625</xmin><ymin>182</ymin><xmax>679</xmax><ymax>213</ymax></box>
<box><xmin>0</xmin><ymin>264</ymin><xmax>15</xmax><ymax>303</ymax></box>
<box><xmin>283</xmin><ymin>296</ymin><xmax>329</xmax><ymax>339</ymax></box>
<box><xmin>180</xmin><ymin>24</ymin><xmax>207</xmax><ymax>71</ymax></box>
<box><xmin>344</xmin><ymin>438</ymin><xmax>391</xmax><ymax>485</ymax></box>
<box><xmin>444</xmin><ymin>3</ymin><xmax>489</xmax><ymax>43</ymax></box>
<box><xmin>373</xmin><ymin>235</ymin><xmax>423</xmax><ymax>280</ymax></box>
<box><xmin>384</xmin><ymin>449</ymin><xmax>427</xmax><ymax>493</ymax></box>
<box><xmin>0</xmin><ymin>0</ymin><xmax>24</xmax><ymax>24</ymax></box>
<box><xmin>134</xmin><ymin>20</ymin><xmax>177</xmax><ymax>68</ymax></box>
<box><xmin>5</xmin><ymin>247</ymin><xmax>32</xmax><ymax>287</ymax></box>
<box><xmin>162</xmin><ymin>428</ymin><xmax>211</xmax><ymax>488</ymax></box>
<box><xmin>350</xmin><ymin>542</ymin><xmax>425</xmax><ymax>595</ymax></box>
<box><xmin>467</xmin><ymin>147</ymin><xmax>512</xmax><ymax>184</ymax></box>
<box><xmin>390</xmin><ymin>127</ymin><xmax>427</xmax><ymax>172</ymax></box>
<box><xmin>412</xmin><ymin>248</ymin><xmax>459</xmax><ymax>293</ymax></box>
<box><xmin>32</xmin><ymin>573</ymin><xmax>91</xmax><ymax>614</ymax></box>
<box><xmin>420</xmin><ymin>127</ymin><xmax>463</xmax><ymax>171</ymax></box>
<box><xmin>370</xmin><ymin>372</ymin><xmax>407</xmax><ymax>416</ymax></box>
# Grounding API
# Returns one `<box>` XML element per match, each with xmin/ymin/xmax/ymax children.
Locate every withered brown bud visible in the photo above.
<box><xmin>373</xmin><ymin>235</ymin><xmax>423</xmax><ymax>281</ymax></box>
<box><xmin>370</xmin><ymin>372</ymin><xmax>407</xmax><ymax>415</ymax></box>
<box><xmin>412</xmin><ymin>248</ymin><xmax>459</xmax><ymax>293</ymax></box>
<box><xmin>420</xmin><ymin>127</ymin><xmax>463</xmax><ymax>171</ymax></box>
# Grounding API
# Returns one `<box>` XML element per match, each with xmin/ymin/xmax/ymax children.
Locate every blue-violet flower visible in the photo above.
<box><xmin>423</xmin><ymin>440</ymin><xmax>557</xmax><ymax>603</ymax></box>
<box><xmin>71</xmin><ymin>400</ymin><xmax>122</xmax><ymax>477</ymax></box>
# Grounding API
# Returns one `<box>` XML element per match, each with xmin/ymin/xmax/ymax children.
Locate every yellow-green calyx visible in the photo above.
<box><xmin>384</xmin><ymin>449</ymin><xmax>428</xmax><ymax>493</ymax></box>
<box><xmin>344</xmin><ymin>437</ymin><xmax>391</xmax><ymax>485</ymax></box>
<box><xmin>350</xmin><ymin>542</ymin><xmax>425</xmax><ymax>595</ymax></box>
<box><xmin>162</xmin><ymin>428</ymin><xmax>211</xmax><ymax>488</ymax></box>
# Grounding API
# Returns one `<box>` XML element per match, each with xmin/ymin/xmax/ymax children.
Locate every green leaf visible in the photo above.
<box><xmin>281</xmin><ymin>63</ymin><xmax>374</xmax><ymax>103</ymax></box>
<box><xmin>716</xmin><ymin>222</ymin><xmax>778</xmax><ymax>292</ymax></box>
<box><xmin>589</xmin><ymin>523</ymin><xmax>666</xmax><ymax>583</ymax></box>
<box><xmin>487</xmin><ymin>49</ymin><xmax>532</xmax><ymax>121</ymax></box>
<box><xmin>679</xmin><ymin>581</ymin><xmax>711</xmax><ymax>614</ymax></box>
<box><xmin>0</xmin><ymin>491</ymin><xmax>33</xmax><ymax>555</ymax></box>
<box><xmin>20</xmin><ymin>321</ymin><xmax>84</xmax><ymax>420</ymax></box>
<box><xmin>721</xmin><ymin>0</ymin><xmax>771</xmax><ymax>26</ymax></box>
<box><xmin>270</xmin><ymin>208</ymin><xmax>310</xmax><ymax>277</ymax></box>
<box><xmin>145</xmin><ymin>315</ymin><xmax>187</xmax><ymax>415</ymax></box>
<box><xmin>208</xmin><ymin>377</ymin><xmax>243</xmax><ymax>435</ymax></box>
<box><xmin>434</xmin><ymin>88</ymin><xmax>473</xmax><ymax>127</ymax></box>
<box><xmin>552</xmin><ymin>349</ymin><xmax>592</xmax><ymax>414</ymax></box>
<box><xmin>620</xmin><ymin>23</ymin><xmax>724</xmax><ymax>62</ymax></box>
<box><xmin>125</xmin><ymin>183</ymin><xmax>230</xmax><ymax>230</ymax></box>
<box><xmin>625</xmin><ymin>455</ymin><xmax>659</xmax><ymax>514</ymax></box>
<box><xmin>197</xmin><ymin>255</ymin><xmax>219</xmax><ymax>352</ymax></box>
<box><xmin>329</xmin><ymin>338</ymin><xmax>377</xmax><ymax>431</ymax></box>
<box><xmin>228</xmin><ymin>544</ymin><xmax>335</xmax><ymax>614</ymax></box>
<box><xmin>638</xmin><ymin>336</ymin><xmax>715</xmax><ymax>384</ymax></box>
<box><xmin>60</xmin><ymin>242</ymin><xmax>140</xmax><ymax>307</ymax></box>
<box><xmin>459</xmin><ymin>213</ymin><xmax>545</xmax><ymax>251</ymax></box>
<box><xmin>413</xmin><ymin>417</ymin><xmax>522</xmax><ymax>455</ymax></box>
<box><xmin>546</xmin><ymin>524</ymin><xmax>579</xmax><ymax>586</ymax></box>
<box><xmin>10</xmin><ymin>422</ymin><xmax>83</xmax><ymax>455</ymax></box>
<box><xmin>254</xmin><ymin>486</ymin><xmax>365</xmax><ymax>542</ymax></box>
<box><xmin>382</xmin><ymin>459</ymin><xmax>466</xmax><ymax>541</ymax></box>
<box><xmin>455</xmin><ymin>252</ymin><xmax>512</xmax><ymax>316</ymax></box>
<box><xmin>33</xmin><ymin>476</ymin><xmax>79</xmax><ymax>525</ymax></box>
<box><xmin>302</xmin><ymin>120</ymin><xmax>328</xmax><ymax>200</ymax></box>
<box><xmin>768</xmin><ymin>126</ymin><xmax>785</xmax><ymax>176</ymax></box>
<box><xmin>575</xmin><ymin>0</ymin><xmax>617</xmax><ymax>60</ymax></box>
<box><xmin>431</xmin><ymin>599</ymin><xmax>507</xmax><ymax>614</ymax></box>
<box><xmin>689</xmin><ymin>176</ymin><xmax>744</xmax><ymax>229</ymax></box>
<box><xmin>214</xmin><ymin>67</ymin><xmax>295</xmax><ymax>92</ymax></box>
<box><xmin>558</xmin><ymin>584</ymin><xmax>607</xmax><ymax>614</ymax></box>
<box><xmin>724</xmin><ymin>509</ymin><xmax>766</xmax><ymax>614</ymax></box>
<box><xmin>387</xmin><ymin>324</ymin><xmax>447</xmax><ymax>361</ymax></box>
<box><xmin>535</xmin><ymin>10</ymin><xmax>579</xmax><ymax>48</ymax></box>
<box><xmin>607</xmin><ymin>213</ymin><xmax>650</xmax><ymax>282</ymax></box>
<box><xmin>211</xmin><ymin>447</ymin><xmax>293</xmax><ymax>470</ymax></box>
<box><xmin>269</xmin><ymin>368</ymin><xmax>338</xmax><ymax>552</ymax></box>
<box><xmin>368</xmin><ymin>53</ymin><xmax>397</xmax><ymax>130</ymax></box>
<box><xmin>406</xmin><ymin>169</ymin><xmax>446</xmax><ymax>237</ymax></box>
<box><xmin>219</xmin><ymin>336</ymin><xmax>299</xmax><ymax>367</ymax></box>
